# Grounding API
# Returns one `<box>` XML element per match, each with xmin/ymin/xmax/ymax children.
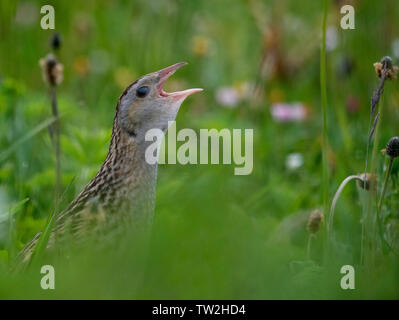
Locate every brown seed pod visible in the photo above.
<box><xmin>357</xmin><ymin>173</ymin><xmax>377</xmax><ymax>191</ymax></box>
<box><xmin>373</xmin><ymin>56</ymin><xmax>398</xmax><ymax>80</ymax></box>
<box><xmin>39</xmin><ymin>53</ymin><xmax>63</xmax><ymax>86</ymax></box>
<box><xmin>307</xmin><ymin>209</ymin><xmax>323</xmax><ymax>234</ymax></box>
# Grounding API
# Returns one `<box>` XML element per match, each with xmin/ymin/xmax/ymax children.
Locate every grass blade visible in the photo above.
<box><xmin>29</xmin><ymin>176</ymin><xmax>76</xmax><ymax>267</ymax></box>
<box><xmin>0</xmin><ymin>116</ymin><xmax>56</xmax><ymax>163</ymax></box>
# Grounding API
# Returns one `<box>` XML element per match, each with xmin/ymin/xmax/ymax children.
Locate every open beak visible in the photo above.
<box><xmin>157</xmin><ymin>62</ymin><xmax>203</xmax><ymax>100</ymax></box>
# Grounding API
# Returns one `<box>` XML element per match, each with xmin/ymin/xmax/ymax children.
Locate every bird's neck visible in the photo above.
<box><xmin>103</xmin><ymin>120</ymin><xmax>159</xmax><ymax>191</ymax></box>
<box><xmin>59</xmin><ymin>118</ymin><xmax>158</xmax><ymax>229</ymax></box>
<box><xmin>87</xmin><ymin>115</ymin><xmax>159</xmax><ymax>221</ymax></box>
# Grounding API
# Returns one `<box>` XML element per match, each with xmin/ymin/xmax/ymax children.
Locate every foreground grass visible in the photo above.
<box><xmin>0</xmin><ymin>0</ymin><xmax>399</xmax><ymax>298</ymax></box>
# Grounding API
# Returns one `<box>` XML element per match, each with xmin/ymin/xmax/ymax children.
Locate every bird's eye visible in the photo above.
<box><xmin>136</xmin><ymin>86</ymin><xmax>149</xmax><ymax>98</ymax></box>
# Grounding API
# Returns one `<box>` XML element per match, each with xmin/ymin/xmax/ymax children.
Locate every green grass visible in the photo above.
<box><xmin>320</xmin><ymin>0</ymin><xmax>330</xmax><ymax>260</ymax></box>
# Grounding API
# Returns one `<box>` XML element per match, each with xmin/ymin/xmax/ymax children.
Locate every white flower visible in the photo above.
<box><xmin>285</xmin><ymin>153</ymin><xmax>304</xmax><ymax>170</ymax></box>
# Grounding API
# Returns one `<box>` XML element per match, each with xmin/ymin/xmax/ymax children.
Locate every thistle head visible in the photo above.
<box><xmin>386</xmin><ymin>136</ymin><xmax>399</xmax><ymax>158</ymax></box>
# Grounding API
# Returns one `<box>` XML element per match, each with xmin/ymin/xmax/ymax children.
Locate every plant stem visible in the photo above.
<box><xmin>361</xmin><ymin>64</ymin><xmax>387</xmax><ymax>268</ymax></box>
<box><xmin>364</xmin><ymin>67</ymin><xmax>387</xmax><ymax>175</ymax></box>
<box><xmin>328</xmin><ymin>175</ymin><xmax>361</xmax><ymax>242</ymax></box>
<box><xmin>307</xmin><ymin>234</ymin><xmax>314</xmax><ymax>260</ymax></box>
<box><xmin>320</xmin><ymin>0</ymin><xmax>330</xmax><ymax>264</ymax></box>
<box><xmin>378</xmin><ymin>157</ymin><xmax>393</xmax><ymax>213</ymax></box>
<box><xmin>320</xmin><ymin>0</ymin><xmax>329</xmax><ymax>221</ymax></box>
<box><xmin>376</xmin><ymin>157</ymin><xmax>393</xmax><ymax>239</ymax></box>
<box><xmin>365</xmin><ymin>96</ymin><xmax>384</xmax><ymax>268</ymax></box>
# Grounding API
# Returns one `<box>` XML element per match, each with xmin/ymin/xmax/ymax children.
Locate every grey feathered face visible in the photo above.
<box><xmin>117</xmin><ymin>62</ymin><xmax>202</xmax><ymax>141</ymax></box>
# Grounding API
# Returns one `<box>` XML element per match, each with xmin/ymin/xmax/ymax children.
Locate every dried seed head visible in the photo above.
<box><xmin>373</xmin><ymin>56</ymin><xmax>398</xmax><ymax>80</ymax></box>
<box><xmin>39</xmin><ymin>53</ymin><xmax>63</xmax><ymax>86</ymax></box>
<box><xmin>307</xmin><ymin>209</ymin><xmax>323</xmax><ymax>234</ymax></box>
<box><xmin>357</xmin><ymin>173</ymin><xmax>377</xmax><ymax>191</ymax></box>
<box><xmin>386</xmin><ymin>136</ymin><xmax>399</xmax><ymax>158</ymax></box>
<box><xmin>373</xmin><ymin>62</ymin><xmax>383</xmax><ymax>77</ymax></box>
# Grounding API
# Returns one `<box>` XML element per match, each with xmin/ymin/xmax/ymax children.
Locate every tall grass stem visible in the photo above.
<box><xmin>320</xmin><ymin>0</ymin><xmax>329</xmax><ymax>216</ymax></box>
<box><xmin>328</xmin><ymin>175</ymin><xmax>361</xmax><ymax>240</ymax></box>
<box><xmin>320</xmin><ymin>0</ymin><xmax>330</xmax><ymax>262</ymax></box>
<box><xmin>50</xmin><ymin>86</ymin><xmax>61</xmax><ymax>200</ymax></box>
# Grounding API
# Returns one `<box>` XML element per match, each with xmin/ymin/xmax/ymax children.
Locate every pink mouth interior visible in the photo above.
<box><xmin>158</xmin><ymin>74</ymin><xmax>173</xmax><ymax>97</ymax></box>
<box><xmin>157</xmin><ymin>62</ymin><xmax>202</xmax><ymax>99</ymax></box>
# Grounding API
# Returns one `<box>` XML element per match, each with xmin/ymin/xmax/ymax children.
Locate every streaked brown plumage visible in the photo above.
<box><xmin>15</xmin><ymin>62</ymin><xmax>202</xmax><ymax>267</ymax></box>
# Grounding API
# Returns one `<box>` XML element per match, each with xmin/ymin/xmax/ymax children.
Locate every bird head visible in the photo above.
<box><xmin>117</xmin><ymin>62</ymin><xmax>202</xmax><ymax>141</ymax></box>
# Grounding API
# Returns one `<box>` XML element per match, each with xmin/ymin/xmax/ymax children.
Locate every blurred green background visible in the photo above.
<box><xmin>0</xmin><ymin>0</ymin><xmax>398</xmax><ymax>299</ymax></box>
